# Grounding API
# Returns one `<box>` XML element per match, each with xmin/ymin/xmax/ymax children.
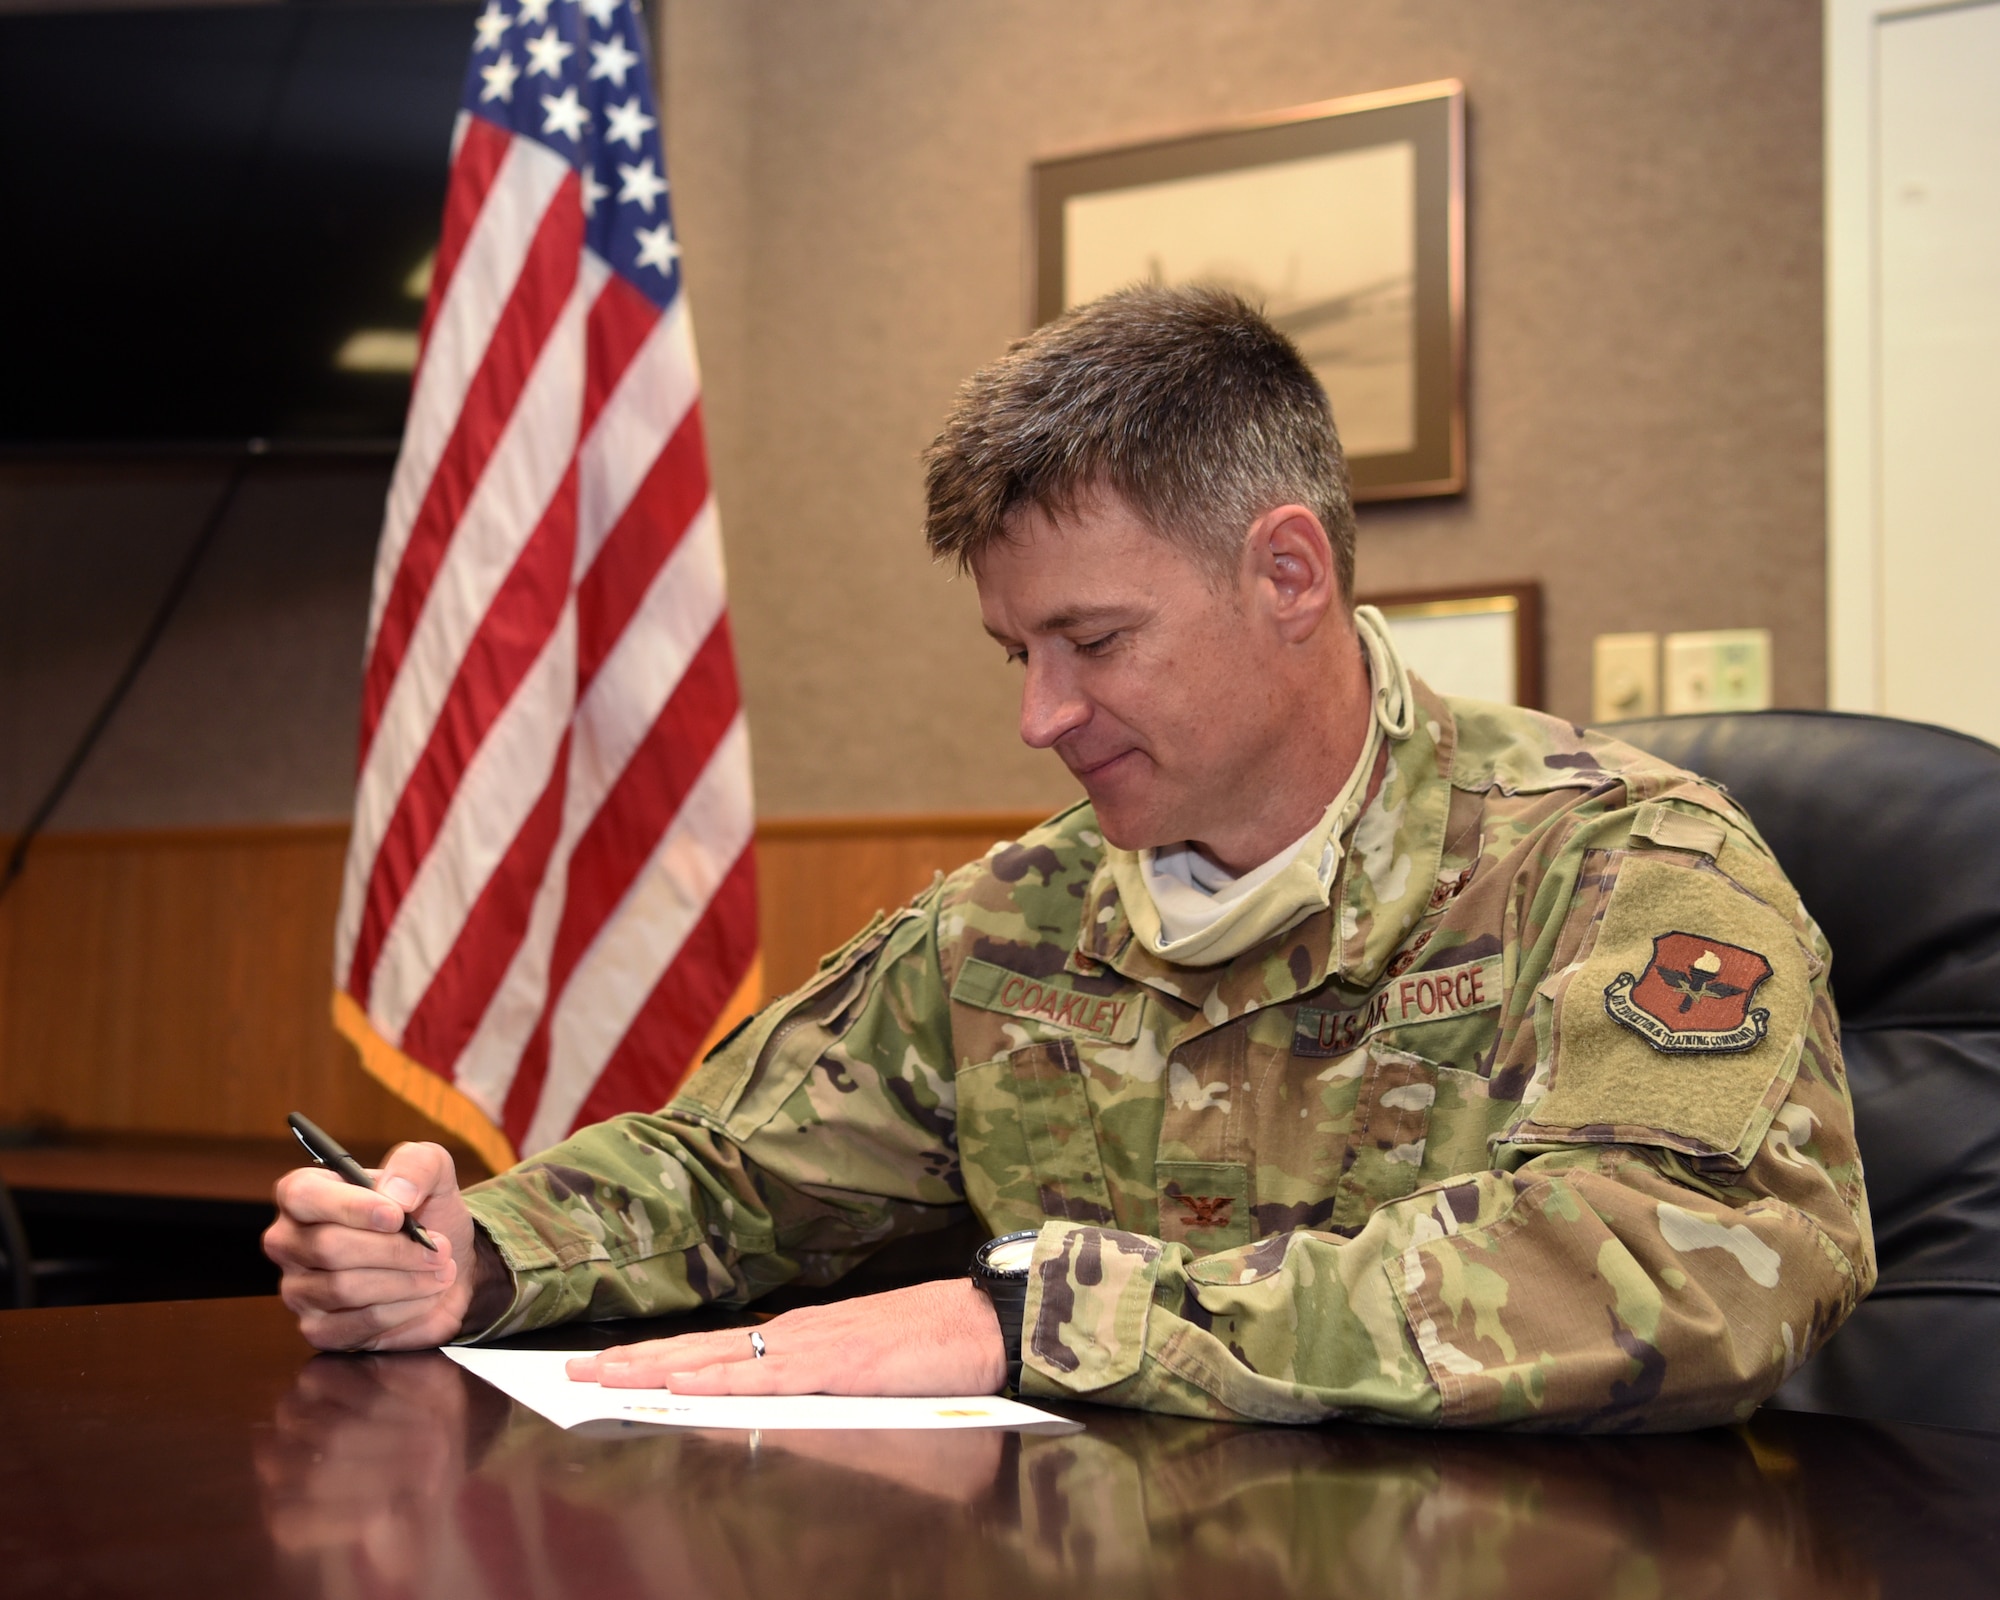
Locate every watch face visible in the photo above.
<box><xmin>984</xmin><ymin>1235</ymin><xmax>1037</xmax><ymax>1274</ymax></box>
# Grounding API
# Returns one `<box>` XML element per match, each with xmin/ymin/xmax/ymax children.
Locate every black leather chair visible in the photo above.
<box><xmin>0</xmin><ymin>1173</ymin><xmax>30</xmax><ymax>1309</ymax></box>
<box><xmin>1608</xmin><ymin>710</ymin><xmax>2000</xmax><ymax>1432</ymax></box>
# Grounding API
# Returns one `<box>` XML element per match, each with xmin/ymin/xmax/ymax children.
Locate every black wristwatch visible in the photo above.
<box><xmin>968</xmin><ymin>1230</ymin><xmax>1038</xmax><ymax>1393</ymax></box>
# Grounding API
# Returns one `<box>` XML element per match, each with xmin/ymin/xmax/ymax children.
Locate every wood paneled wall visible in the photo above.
<box><xmin>0</xmin><ymin>824</ymin><xmax>405</xmax><ymax>1150</ymax></box>
<box><xmin>0</xmin><ymin>813</ymin><xmax>1045</xmax><ymax>1166</ymax></box>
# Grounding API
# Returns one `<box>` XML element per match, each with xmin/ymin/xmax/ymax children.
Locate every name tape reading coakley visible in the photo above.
<box><xmin>950</xmin><ymin>957</ymin><xmax>1143</xmax><ymax>1043</ymax></box>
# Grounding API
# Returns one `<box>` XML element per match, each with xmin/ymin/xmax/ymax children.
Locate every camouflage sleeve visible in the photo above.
<box><xmin>457</xmin><ymin>877</ymin><xmax>973</xmax><ymax>1340</ymax></box>
<box><xmin>1018</xmin><ymin>805</ymin><xmax>1875</xmax><ymax>1429</ymax></box>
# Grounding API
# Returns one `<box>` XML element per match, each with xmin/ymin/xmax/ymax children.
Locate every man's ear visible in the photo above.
<box><xmin>1245</xmin><ymin>505</ymin><xmax>1337</xmax><ymax>643</ymax></box>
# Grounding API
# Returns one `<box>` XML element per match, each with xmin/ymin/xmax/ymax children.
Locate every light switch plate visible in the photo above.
<box><xmin>1663</xmin><ymin>629</ymin><xmax>1772</xmax><ymax>714</ymax></box>
<box><xmin>1592</xmin><ymin>633</ymin><xmax>1660</xmax><ymax>723</ymax></box>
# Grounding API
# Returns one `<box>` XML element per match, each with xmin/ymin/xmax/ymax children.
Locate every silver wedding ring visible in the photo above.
<box><xmin>748</xmin><ymin>1329</ymin><xmax>768</xmax><ymax>1360</ymax></box>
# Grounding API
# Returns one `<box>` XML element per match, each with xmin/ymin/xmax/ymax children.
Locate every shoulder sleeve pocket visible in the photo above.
<box><xmin>671</xmin><ymin>902</ymin><xmax>925</xmax><ymax>1137</ymax></box>
<box><xmin>1502</xmin><ymin>850</ymin><xmax>1818</xmax><ymax>1171</ymax></box>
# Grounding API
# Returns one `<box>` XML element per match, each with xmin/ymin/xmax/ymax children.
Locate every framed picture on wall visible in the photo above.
<box><xmin>1033</xmin><ymin>81</ymin><xmax>1466</xmax><ymax>501</ymax></box>
<box><xmin>1361</xmin><ymin>584</ymin><xmax>1541</xmax><ymax>708</ymax></box>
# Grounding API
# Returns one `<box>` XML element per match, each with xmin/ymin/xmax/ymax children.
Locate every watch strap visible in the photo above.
<box><xmin>981</xmin><ymin>1275</ymin><xmax>1027</xmax><ymax>1393</ymax></box>
<box><xmin>969</xmin><ymin>1231</ymin><xmax>1037</xmax><ymax>1393</ymax></box>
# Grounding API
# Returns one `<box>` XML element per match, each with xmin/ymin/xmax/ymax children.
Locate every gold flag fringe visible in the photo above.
<box><xmin>332</xmin><ymin>991</ymin><xmax>519</xmax><ymax>1177</ymax></box>
<box><xmin>330</xmin><ymin>953</ymin><xmax>763</xmax><ymax>1180</ymax></box>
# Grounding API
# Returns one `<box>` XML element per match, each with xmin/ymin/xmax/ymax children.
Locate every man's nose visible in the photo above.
<box><xmin>1018</xmin><ymin>656</ymin><xmax>1090</xmax><ymax>750</ymax></box>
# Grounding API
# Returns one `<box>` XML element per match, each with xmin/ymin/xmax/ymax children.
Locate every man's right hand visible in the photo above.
<box><xmin>264</xmin><ymin>1142</ymin><xmax>485</xmax><ymax>1352</ymax></box>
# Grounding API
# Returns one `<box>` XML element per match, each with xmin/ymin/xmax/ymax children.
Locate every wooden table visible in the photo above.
<box><xmin>3</xmin><ymin>1295</ymin><xmax>1997</xmax><ymax>1599</ymax></box>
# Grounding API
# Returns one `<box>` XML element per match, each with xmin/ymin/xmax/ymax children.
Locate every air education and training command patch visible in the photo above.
<box><xmin>1604</xmin><ymin>931</ymin><xmax>1775</xmax><ymax>1054</ymax></box>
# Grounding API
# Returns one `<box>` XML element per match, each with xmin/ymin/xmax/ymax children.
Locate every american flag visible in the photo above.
<box><xmin>333</xmin><ymin>0</ymin><xmax>759</xmax><ymax>1171</ymax></box>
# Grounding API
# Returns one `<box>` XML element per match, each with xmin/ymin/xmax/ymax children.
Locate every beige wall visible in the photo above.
<box><xmin>0</xmin><ymin>459</ymin><xmax>386</xmax><ymax>830</ymax></box>
<box><xmin>664</xmin><ymin>0</ymin><xmax>1826</xmax><ymax>819</ymax></box>
<box><xmin>1</xmin><ymin>1</ymin><xmax>1825</xmax><ymax>834</ymax></box>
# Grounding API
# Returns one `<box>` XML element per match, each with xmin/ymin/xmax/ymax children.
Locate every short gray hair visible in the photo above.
<box><xmin>922</xmin><ymin>283</ymin><xmax>1356</xmax><ymax>597</ymax></box>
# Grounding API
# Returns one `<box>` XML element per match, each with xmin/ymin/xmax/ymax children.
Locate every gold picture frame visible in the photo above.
<box><xmin>1361</xmin><ymin>584</ymin><xmax>1542</xmax><ymax>709</ymax></box>
<box><xmin>1033</xmin><ymin>81</ymin><xmax>1467</xmax><ymax>501</ymax></box>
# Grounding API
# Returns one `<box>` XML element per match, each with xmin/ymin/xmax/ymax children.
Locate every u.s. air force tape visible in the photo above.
<box><xmin>1292</xmin><ymin>954</ymin><xmax>1502</xmax><ymax>1058</ymax></box>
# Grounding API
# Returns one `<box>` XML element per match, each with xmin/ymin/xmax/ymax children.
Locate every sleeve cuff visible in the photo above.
<box><xmin>1019</xmin><ymin>1222</ymin><xmax>1162</xmax><ymax>1395</ymax></box>
<box><xmin>449</xmin><ymin>1222</ymin><xmax>520</xmax><ymax>1344</ymax></box>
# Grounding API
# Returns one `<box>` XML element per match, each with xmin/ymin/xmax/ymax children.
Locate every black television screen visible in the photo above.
<box><xmin>0</xmin><ymin>0</ymin><xmax>480</xmax><ymax>451</ymax></box>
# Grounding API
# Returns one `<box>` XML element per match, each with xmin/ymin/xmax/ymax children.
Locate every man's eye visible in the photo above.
<box><xmin>1076</xmin><ymin>633</ymin><xmax>1118</xmax><ymax>657</ymax></box>
<box><xmin>1002</xmin><ymin>646</ymin><xmax>1027</xmax><ymax>667</ymax></box>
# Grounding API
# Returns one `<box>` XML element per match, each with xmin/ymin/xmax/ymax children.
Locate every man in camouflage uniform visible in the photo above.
<box><xmin>267</xmin><ymin>286</ymin><xmax>1871</xmax><ymax>1429</ymax></box>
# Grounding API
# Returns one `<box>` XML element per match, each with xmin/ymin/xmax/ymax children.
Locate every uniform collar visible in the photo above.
<box><xmin>1070</xmin><ymin>677</ymin><xmax>1457</xmax><ymax>1027</ymax></box>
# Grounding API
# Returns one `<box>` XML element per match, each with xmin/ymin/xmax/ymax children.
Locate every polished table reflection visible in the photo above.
<box><xmin>3</xmin><ymin>1297</ymin><xmax>1997</xmax><ymax>1599</ymax></box>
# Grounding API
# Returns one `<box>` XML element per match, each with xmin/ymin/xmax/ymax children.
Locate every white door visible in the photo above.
<box><xmin>1827</xmin><ymin>0</ymin><xmax>2000</xmax><ymax>744</ymax></box>
<box><xmin>1878</xmin><ymin>2</ymin><xmax>2000</xmax><ymax>743</ymax></box>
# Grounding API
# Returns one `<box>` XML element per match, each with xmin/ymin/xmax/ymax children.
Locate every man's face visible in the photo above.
<box><xmin>974</xmin><ymin>491</ymin><xmax>1293</xmax><ymax>855</ymax></box>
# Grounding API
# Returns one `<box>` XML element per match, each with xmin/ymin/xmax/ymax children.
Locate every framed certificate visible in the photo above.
<box><xmin>1362</xmin><ymin>585</ymin><xmax>1541</xmax><ymax>708</ymax></box>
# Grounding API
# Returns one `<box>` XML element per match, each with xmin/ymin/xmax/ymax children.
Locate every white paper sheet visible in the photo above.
<box><xmin>444</xmin><ymin>1347</ymin><xmax>1071</xmax><ymax>1432</ymax></box>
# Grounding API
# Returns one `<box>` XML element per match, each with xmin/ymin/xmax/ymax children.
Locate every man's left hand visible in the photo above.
<box><xmin>563</xmin><ymin>1278</ymin><xmax>1007</xmax><ymax>1395</ymax></box>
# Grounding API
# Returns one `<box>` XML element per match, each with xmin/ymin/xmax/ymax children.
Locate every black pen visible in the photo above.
<box><xmin>287</xmin><ymin>1111</ymin><xmax>438</xmax><ymax>1251</ymax></box>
